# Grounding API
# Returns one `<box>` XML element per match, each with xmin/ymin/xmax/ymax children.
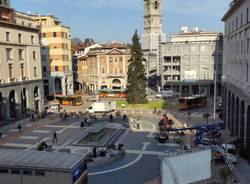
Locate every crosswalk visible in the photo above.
<box><xmin>19</xmin><ymin>136</ymin><xmax>39</xmax><ymax>140</ymax></box>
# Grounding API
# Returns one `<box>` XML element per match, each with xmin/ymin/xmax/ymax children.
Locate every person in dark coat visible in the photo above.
<box><xmin>17</xmin><ymin>124</ymin><xmax>22</xmax><ymax>133</ymax></box>
<box><xmin>53</xmin><ymin>131</ymin><xmax>58</xmax><ymax>143</ymax></box>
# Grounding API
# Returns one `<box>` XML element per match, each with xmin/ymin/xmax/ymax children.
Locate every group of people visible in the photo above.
<box><xmin>80</xmin><ymin>118</ymin><xmax>91</xmax><ymax>127</ymax></box>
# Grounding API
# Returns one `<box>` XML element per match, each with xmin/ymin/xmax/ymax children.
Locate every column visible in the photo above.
<box><xmin>244</xmin><ymin>109</ymin><xmax>248</xmax><ymax>149</ymax></box>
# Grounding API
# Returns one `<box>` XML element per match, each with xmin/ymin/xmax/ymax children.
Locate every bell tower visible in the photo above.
<box><xmin>144</xmin><ymin>0</ymin><xmax>163</xmax><ymax>34</ymax></box>
<box><xmin>142</xmin><ymin>0</ymin><xmax>166</xmax><ymax>91</ymax></box>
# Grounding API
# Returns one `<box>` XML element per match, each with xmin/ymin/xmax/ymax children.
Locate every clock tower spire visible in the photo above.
<box><xmin>144</xmin><ymin>0</ymin><xmax>163</xmax><ymax>34</ymax></box>
<box><xmin>142</xmin><ymin>0</ymin><xmax>166</xmax><ymax>91</ymax></box>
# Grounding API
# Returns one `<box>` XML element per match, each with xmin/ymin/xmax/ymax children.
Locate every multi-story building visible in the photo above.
<box><xmin>222</xmin><ymin>0</ymin><xmax>250</xmax><ymax>150</ymax></box>
<box><xmin>33</xmin><ymin>15</ymin><xmax>73</xmax><ymax>97</ymax></box>
<box><xmin>83</xmin><ymin>42</ymin><xmax>130</xmax><ymax>93</ymax></box>
<box><xmin>142</xmin><ymin>0</ymin><xmax>223</xmax><ymax>97</ymax></box>
<box><xmin>75</xmin><ymin>44</ymin><xmax>102</xmax><ymax>94</ymax></box>
<box><xmin>0</xmin><ymin>0</ymin><xmax>44</xmax><ymax>121</ymax></box>
<box><xmin>161</xmin><ymin>28</ymin><xmax>223</xmax><ymax>97</ymax></box>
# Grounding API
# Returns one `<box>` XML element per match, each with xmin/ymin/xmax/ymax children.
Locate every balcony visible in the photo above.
<box><xmin>107</xmin><ymin>74</ymin><xmax>125</xmax><ymax>78</ymax></box>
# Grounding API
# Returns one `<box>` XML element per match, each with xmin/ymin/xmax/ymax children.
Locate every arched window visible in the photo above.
<box><xmin>112</xmin><ymin>79</ymin><xmax>121</xmax><ymax>84</ymax></box>
<box><xmin>154</xmin><ymin>1</ymin><xmax>159</xmax><ymax>9</ymax></box>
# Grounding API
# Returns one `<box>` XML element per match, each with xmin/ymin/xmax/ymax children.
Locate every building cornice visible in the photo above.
<box><xmin>0</xmin><ymin>21</ymin><xmax>40</xmax><ymax>32</ymax></box>
<box><xmin>222</xmin><ymin>0</ymin><xmax>246</xmax><ymax>21</ymax></box>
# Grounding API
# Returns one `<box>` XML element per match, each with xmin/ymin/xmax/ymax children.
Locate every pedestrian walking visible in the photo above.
<box><xmin>17</xmin><ymin>124</ymin><xmax>22</xmax><ymax>133</ymax></box>
<box><xmin>53</xmin><ymin>131</ymin><xmax>58</xmax><ymax>143</ymax></box>
<box><xmin>123</xmin><ymin>114</ymin><xmax>127</xmax><ymax>120</ymax></box>
<box><xmin>109</xmin><ymin>114</ymin><xmax>113</xmax><ymax>121</ymax></box>
<box><xmin>80</xmin><ymin>121</ymin><xmax>85</xmax><ymax>128</ymax></box>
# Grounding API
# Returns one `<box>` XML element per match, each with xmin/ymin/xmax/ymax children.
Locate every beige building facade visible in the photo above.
<box><xmin>0</xmin><ymin>1</ymin><xmax>44</xmax><ymax>121</ymax></box>
<box><xmin>34</xmin><ymin>15</ymin><xmax>73</xmax><ymax>96</ymax></box>
<box><xmin>222</xmin><ymin>0</ymin><xmax>250</xmax><ymax>150</ymax></box>
<box><xmin>82</xmin><ymin>43</ymin><xmax>130</xmax><ymax>93</ymax></box>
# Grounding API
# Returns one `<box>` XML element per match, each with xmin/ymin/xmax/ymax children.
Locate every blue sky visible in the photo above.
<box><xmin>12</xmin><ymin>0</ymin><xmax>230</xmax><ymax>43</ymax></box>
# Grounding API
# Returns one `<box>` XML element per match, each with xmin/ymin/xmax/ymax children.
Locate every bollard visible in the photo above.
<box><xmin>136</xmin><ymin>122</ymin><xmax>140</xmax><ymax>130</ymax></box>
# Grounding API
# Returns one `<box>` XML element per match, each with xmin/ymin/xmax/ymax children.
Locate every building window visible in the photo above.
<box><xmin>18</xmin><ymin>34</ymin><xmax>22</xmax><ymax>43</ymax></box>
<box><xmin>53</xmin><ymin>32</ymin><xmax>57</xmax><ymax>37</ymax></box>
<box><xmin>241</xmin><ymin>13</ymin><xmax>243</xmax><ymax>26</ymax></box>
<box><xmin>33</xmin><ymin>51</ymin><xmax>36</xmax><ymax>60</ymax></box>
<box><xmin>247</xmin><ymin>8</ymin><xmax>249</xmax><ymax>23</ymax></box>
<box><xmin>8</xmin><ymin>64</ymin><xmax>13</xmax><ymax>79</ymax></box>
<box><xmin>42</xmin><ymin>33</ymin><xmax>46</xmax><ymax>37</ymax></box>
<box><xmin>21</xmin><ymin>64</ymin><xmax>24</xmax><ymax>78</ymax></box>
<box><xmin>246</xmin><ymin>63</ymin><xmax>249</xmax><ymax>82</ymax></box>
<box><xmin>241</xmin><ymin>40</ymin><xmax>244</xmax><ymax>54</ymax></box>
<box><xmin>236</xmin><ymin>17</ymin><xmax>238</xmax><ymax>29</ymax></box>
<box><xmin>154</xmin><ymin>1</ymin><xmax>158</xmax><ymax>9</ymax></box>
<box><xmin>6</xmin><ymin>32</ymin><xmax>9</xmax><ymax>42</ymax></box>
<box><xmin>11</xmin><ymin>169</ymin><xmax>20</xmax><ymax>175</ymax></box>
<box><xmin>109</xmin><ymin>57</ymin><xmax>113</xmax><ymax>62</ymax></box>
<box><xmin>102</xmin><ymin>68</ymin><xmax>105</xmax><ymax>74</ymax></box>
<box><xmin>31</xmin><ymin>35</ymin><xmax>34</xmax><ymax>44</ymax></box>
<box><xmin>23</xmin><ymin>170</ymin><xmax>33</xmax><ymax>175</ymax></box>
<box><xmin>35</xmin><ymin>171</ymin><xmax>45</xmax><ymax>176</ymax></box>
<box><xmin>119</xmin><ymin>57</ymin><xmax>123</xmax><ymax>62</ymax></box>
<box><xmin>43</xmin><ymin>66</ymin><xmax>47</xmax><ymax>72</ymax></box>
<box><xmin>18</xmin><ymin>49</ymin><xmax>23</xmax><ymax>60</ymax></box>
<box><xmin>0</xmin><ymin>168</ymin><xmax>8</xmax><ymax>174</ymax></box>
<box><xmin>55</xmin><ymin>66</ymin><xmax>59</xmax><ymax>71</ymax></box>
<box><xmin>6</xmin><ymin>48</ymin><xmax>12</xmax><ymax>60</ymax></box>
<box><xmin>34</xmin><ymin>67</ymin><xmax>37</xmax><ymax>77</ymax></box>
<box><xmin>247</xmin><ymin>38</ymin><xmax>249</xmax><ymax>53</ymax></box>
<box><xmin>236</xmin><ymin>42</ymin><xmax>239</xmax><ymax>54</ymax></box>
<box><xmin>42</xmin><ymin>55</ymin><xmax>46</xmax><ymax>61</ymax></box>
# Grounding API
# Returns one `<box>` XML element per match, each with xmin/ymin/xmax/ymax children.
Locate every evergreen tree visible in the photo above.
<box><xmin>127</xmin><ymin>30</ymin><xmax>147</xmax><ymax>104</ymax></box>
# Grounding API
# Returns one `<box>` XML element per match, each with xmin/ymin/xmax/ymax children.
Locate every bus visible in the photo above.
<box><xmin>98</xmin><ymin>89</ymin><xmax>127</xmax><ymax>98</ymax></box>
<box><xmin>178</xmin><ymin>95</ymin><xmax>207</xmax><ymax>110</ymax></box>
<box><xmin>55</xmin><ymin>95</ymin><xmax>83</xmax><ymax>106</ymax></box>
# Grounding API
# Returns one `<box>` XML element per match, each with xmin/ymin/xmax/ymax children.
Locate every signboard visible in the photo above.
<box><xmin>184</xmin><ymin>71</ymin><xmax>197</xmax><ymax>81</ymax></box>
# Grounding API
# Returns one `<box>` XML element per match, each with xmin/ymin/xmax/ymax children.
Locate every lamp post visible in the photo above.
<box><xmin>202</xmin><ymin>66</ymin><xmax>217</xmax><ymax>123</ymax></box>
<box><xmin>213</xmin><ymin>70</ymin><xmax>217</xmax><ymax>121</ymax></box>
<box><xmin>202</xmin><ymin>67</ymin><xmax>209</xmax><ymax>125</ymax></box>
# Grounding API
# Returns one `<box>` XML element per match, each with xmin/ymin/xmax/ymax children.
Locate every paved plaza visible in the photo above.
<box><xmin>0</xmin><ymin>112</ymin><xmax>182</xmax><ymax>184</ymax></box>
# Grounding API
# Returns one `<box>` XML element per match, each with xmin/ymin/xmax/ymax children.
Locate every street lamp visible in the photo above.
<box><xmin>202</xmin><ymin>66</ymin><xmax>217</xmax><ymax>123</ymax></box>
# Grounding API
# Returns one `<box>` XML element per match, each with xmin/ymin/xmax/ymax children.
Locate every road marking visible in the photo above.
<box><xmin>25</xmin><ymin>137</ymin><xmax>51</xmax><ymax>151</ymax></box>
<box><xmin>144</xmin><ymin>121</ymin><xmax>156</xmax><ymax>138</ymax></box>
<box><xmin>33</xmin><ymin>130</ymin><xmax>51</xmax><ymax>134</ymax></box>
<box><xmin>57</xmin><ymin>128</ymin><xmax>67</xmax><ymax>134</ymax></box>
<box><xmin>89</xmin><ymin>142</ymin><xmax>150</xmax><ymax>176</ymax></box>
<box><xmin>24</xmin><ymin>124</ymin><xmax>32</xmax><ymax>127</ymax></box>
<box><xmin>8</xmin><ymin>129</ymin><xmax>19</xmax><ymax>133</ymax></box>
<box><xmin>19</xmin><ymin>136</ymin><xmax>39</xmax><ymax>140</ymax></box>
<box><xmin>126</xmin><ymin>150</ymin><xmax>165</xmax><ymax>156</ymax></box>
<box><xmin>45</xmin><ymin>125</ymin><xmax>79</xmax><ymax>129</ymax></box>
<box><xmin>157</xmin><ymin>143</ymin><xmax>180</xmax><ymax>147</ymax></box>
<box><xmin>3</xmin><ymin>143</ymin><xmax>33</xmax><ymax>148</ymax></box>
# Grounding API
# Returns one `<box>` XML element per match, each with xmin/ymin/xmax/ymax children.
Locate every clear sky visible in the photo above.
<box><xmin>12</xmin><ymin>0</ymin><xmax>230</xmax><ymax>43</ymax></box>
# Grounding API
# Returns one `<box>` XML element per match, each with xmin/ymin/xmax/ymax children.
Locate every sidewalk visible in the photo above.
<box><xmin>0</xmin><ymin>114</ymin><xmax>61</xmax><ymax>145</ymax></box>
<box><xmin>235</xmin><ymin>158</ymin><xmax>250</xmax><ymax>184</ymax></box>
